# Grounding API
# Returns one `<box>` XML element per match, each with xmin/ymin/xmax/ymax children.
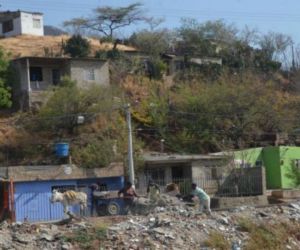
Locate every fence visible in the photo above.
<box><xmin>138</xmin><ymin>168</ymin><xmax>264</xmax><ymax>198</ymax></box>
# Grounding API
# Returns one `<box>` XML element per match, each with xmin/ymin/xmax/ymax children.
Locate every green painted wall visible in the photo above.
<box><xmin>234</xmin><ymin>146</ymin><xmax>300</xmax><ymax>189</ymax></box>
<box><xmin>278</xmin><ymin>146</ymin><xmax>300</xmax><ymax>188</ymax></box>
<box><xmin>262</xmin><ymin>147</ymin><xmax>281</xmax><ymax>189</ymax></box>
<box><xmin>233</xmin><ymin>147</ymin><xmax>263</xmax><ymax>166</ymax></box>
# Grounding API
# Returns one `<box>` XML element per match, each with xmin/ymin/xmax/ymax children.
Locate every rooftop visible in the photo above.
<box><xmin>143</xmin><ymin>152</ymin><xmax>227</xmax><ymax>164</ymax></box>
<box><xmin>0</xmin><ymin>162</ymin><xmax>124</xmax><ymax>182</ymax></box>
<box><xmin>0</xmin><ymin>10</ymin><xmax>43</xmax><ymax>22</ymax></box>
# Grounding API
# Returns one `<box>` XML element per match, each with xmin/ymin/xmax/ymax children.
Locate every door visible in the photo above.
<box><xmin>52</xmin><ymin>69</ymin><xmax>61</xmax><ymax>85</ymax></box>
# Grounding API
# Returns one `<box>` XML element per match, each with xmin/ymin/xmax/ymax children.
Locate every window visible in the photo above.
<box><xmin>51</xmin><ymin>185</ymin><xmax>76</xmax><ymax>193</ymax></box>
<box><xmin>85</xmin><ymin>69</ymin><xmax>95</xmax><ymax>81</ymax></box>
<box><xmin>32</xmin><ymin>18</ymin><xmax>41</xmax><ymax>29</ymax></box>
<box><xmin>294</xmin><ymin>159</ymin><xmax>300</xmax><ymax>169</ymax></box>
<box><xmin>145</xmin><ymin>168</ymin><xmax>165</xmax><ymax>186</ymax></box>
<box><xmin>175</xmin><ymin>60</ymin><xmax>184</xmax><ymax>70</ymax></box>
<box><xmin>30</xmin><ymin>67</ymin><xmax>43</xmax><ymax>81</ymax></box>
<box><xmin>2</xmin><ymin>20</ymin><xmax>13</xmax><ymax>33</ymax></box>
<box><xmin>255</xmin><ymin>160</ymin><xmax>263</xmax><ymax>167</ymax></box>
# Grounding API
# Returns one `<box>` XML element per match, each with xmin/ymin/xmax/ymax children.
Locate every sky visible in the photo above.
<box><xmin>2</xmin><ymin>0</ymin><xmax>300</xmax><ymax>42</ymax></box>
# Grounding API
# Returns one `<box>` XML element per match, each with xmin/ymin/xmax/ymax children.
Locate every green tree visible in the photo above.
<box><xmin>36</xmin><ymin>77</ymin><xmax>116</xmax><ymax>134</ymax></box>
<box><xmin>63</xmin><ymin>34</ymin><xmax>91</xmax><ymax>57</ymax></box>
<box><xmin>176</xmin><ymin>19</ymin><xmax>237</xmax><ymax>57</ymax></box>
<box><xmin>27</xmin><ymin>76</ymin><xmax>145</xmax><ymax>168</ymax></box>
<box><xmin>133</xmin><ymin>72</ymin><xmax>300</xmax><ymax>153</ymax></box>
<box><xmin>128</xmin><ymin>29</ymin><xmax>171</xmax><ymax>79</ymax></box>
<box><xmin>129</xmin><ymin>29</ymin><xmax>172</xmax><ymax>55</ymax></box>
<box><xmin>0</xmin><ymin>48</ymin><xmax>12</xmax><ymax>108</ymax></box>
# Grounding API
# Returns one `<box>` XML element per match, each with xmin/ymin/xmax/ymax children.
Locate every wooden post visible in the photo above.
<box><xmin>9</xmin><ymin>179</ymin><xmax>16</xmax><ymax>222</ymax></box>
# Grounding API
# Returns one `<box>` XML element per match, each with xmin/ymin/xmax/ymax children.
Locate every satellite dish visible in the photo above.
<box><xmin>63</xmin><ymin>165</ymin><xmax>72</xmax><ymax>175</ymax></box>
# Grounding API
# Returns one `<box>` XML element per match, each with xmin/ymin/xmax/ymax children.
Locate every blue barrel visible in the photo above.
<box><xmin>55</xmin><ymin>143</ymin><xmax>69</xmax><ymax>157</ymax></box>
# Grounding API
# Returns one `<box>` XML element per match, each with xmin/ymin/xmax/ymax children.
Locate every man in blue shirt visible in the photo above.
<box><xmin>191</xmin><ymin>183</ymin><xmax>211</xmax><ymax>215</ymax></box>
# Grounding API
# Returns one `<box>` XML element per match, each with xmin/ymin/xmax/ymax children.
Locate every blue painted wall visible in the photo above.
<box><xmin>13</xmin><ymin>176</ymin><xmax>124</xmax><ymax>222</ymax></box>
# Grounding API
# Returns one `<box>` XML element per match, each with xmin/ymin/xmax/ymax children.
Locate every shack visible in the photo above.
<box><xmin>0</xmin><ymin>163</ymin><xmax>124</xmax><ymax>222</ymax></box>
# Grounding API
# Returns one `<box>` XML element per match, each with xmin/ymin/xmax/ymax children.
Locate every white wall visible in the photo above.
<box><xmin>0</xmin><ymin>12</ymin><xmax>43</xmax><ymax>37</ymax></box>
<box><xmin>20</xmin><ymin>12</ymin><xmax>43</xmax><ymax>36</ymax></box>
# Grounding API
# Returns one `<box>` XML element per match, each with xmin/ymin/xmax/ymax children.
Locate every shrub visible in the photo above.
<box><xmin>63</xmin><ymin>34</ymin><xmax>91</xmax><ymax>57</ymax></box>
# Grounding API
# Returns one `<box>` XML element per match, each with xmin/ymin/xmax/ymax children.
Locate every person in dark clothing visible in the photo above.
<box><xmin>89</xmin><ymin>183</ymin><xmax>99</xmax><ymax>216</ymax></box>
<box><xmin>118</xmin><ymin>181</ymin><xmax>138</xmax><ymax>214</ymax></box>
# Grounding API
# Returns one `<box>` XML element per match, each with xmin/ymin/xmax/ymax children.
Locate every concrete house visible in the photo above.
<box><xmin>138</xmin><ymin>152</ymin><xmax>228</xmax><ymax>194</ymax></box>
<box><xmin>161</xmin><ymin>54</ymin><xmax>222</xmax><ymax>76</ymax></box>
<box><xmin>0</xmin><ymin>10</ymin><xmax>44</xmax><ymax>37</ymax></box>
<box><xmin>12</xmin><ymin>57</ymin><xmax>110</xmax><ymax>110</ymax></box>
<box><xmin>138</xmin><ymin>152</ymin><xmax>266</xmax><ymax>200</ymax></box>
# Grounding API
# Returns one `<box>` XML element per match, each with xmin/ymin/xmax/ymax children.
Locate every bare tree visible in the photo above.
<box><xmin>64</xmin><ymin>3</ymin><xmax>145</xmax><ymax>39</ymax></box>
<box><xmin>240</xmin><ymin>25</ymin><xmax>259</xmax><ymax>45</ymax></box>
<box><xmin>258</xmin><ymin>32</ymin><xmax>293</xmax><ymax>61</ymax></box>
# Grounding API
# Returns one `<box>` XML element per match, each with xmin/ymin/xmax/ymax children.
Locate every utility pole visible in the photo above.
<box><xmin>125</xmin><ymin>104</ymin><xmax>135</xmax><ymax>187</ymax></box>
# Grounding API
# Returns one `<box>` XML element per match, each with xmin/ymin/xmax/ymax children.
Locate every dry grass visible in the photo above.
<box><xmin>204</xmin><ymin>231</ymin><xmax>231</xmax><ymax>250</ymax></box>
<box><xmin>0</xmin><ymin>35</ymin><xmax>136</xmax><ymax>58</ymax></box>
<box><xmin>237</xmin><ymin>217</ymin><xmax>300</xmax><ymax>250</ymax></box>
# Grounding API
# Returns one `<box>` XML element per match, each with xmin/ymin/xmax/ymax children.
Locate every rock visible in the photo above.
<box><xmin>0</xmin><ymin>234</ymin><xmax>12</xmax><ymax>249</ymax></box>
<box><xmin>61</xmin><ymin>243</ymin><xmax>72</xmax><ymax>250</ymax></box>
<box><xmin>39</xmin><ymin>233</ymin><xmax>55</xmax><ymax>242</ymax></box>
<box><xmin>152</xmin><ymin>228</ymin><xmax>166</xmax><ymax>235</ymax></box>
<box><xmin>232</xmin><ymin>242</ymin><xmax>241</xmax><ymax>250</ymax></box>
<box><xmin>258</xmin><ymin>211</ymin><xmax>268</xmax><ymax>217</ymax></box>
<box><xmin>13</xmin><ymin>233</ymin><xmax>33</xmax><ymax>244</ymax></box>
<box><xmin>108</xmin><ymin>226</ymin><xmax>121</xmax><ymax>231</ymax></box>
<box><xmin>149</xmin><ymin>217</ymin><xmax>156</xmax><ymax>222</ymax></box>
<box><xmin>289</xmin><ymin>203</ymin><xmax>300</xmax><ymax>210</ymax></box>
<box><xmin>0</xmin><ymin>220</ymin><xmax>9</xmax><ymax>229</ymax></box>
<box><xmin>218</xmin><ymin>217</ymin><xmax>229</xmax><ymax>225</ymax></box>
<box><xmin>165</xmin><ymin>234</ymin><xmax>176</xmax><ymax>240</ymax></box>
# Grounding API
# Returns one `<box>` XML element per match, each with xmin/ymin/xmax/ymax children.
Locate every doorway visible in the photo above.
<box><xmin>0</xmin><ymin>181</ymin><xmax>9</xmax><ymax>221</ymax></box>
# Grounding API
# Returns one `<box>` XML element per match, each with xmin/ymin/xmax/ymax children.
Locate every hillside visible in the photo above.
<box><xmin>0</xmin><ymin>35</ymin><xmax>136</xmax><ymax>58</ymax></box>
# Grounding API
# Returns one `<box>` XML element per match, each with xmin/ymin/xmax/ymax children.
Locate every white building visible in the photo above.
<box><xmin>0</xmin><ymin>10</ymin><xmax>44</xmax><ymax>37</ymax></box>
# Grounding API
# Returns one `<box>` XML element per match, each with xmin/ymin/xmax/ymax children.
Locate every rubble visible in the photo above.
<box><xmin>0</xmin><ymin>195</ymin><xmax>300</xmax><ymax>249</ymax></box>
<box><xmin>103</xmin><ymin>197</ymin><xmax>300</xmax><ymax>249</ymax></box>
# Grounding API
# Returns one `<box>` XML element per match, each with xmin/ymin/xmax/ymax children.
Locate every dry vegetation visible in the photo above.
<box><xmin>0</xmin><ymin>35</ymin><xmax>136</xmax><ymax>58</ymax></box>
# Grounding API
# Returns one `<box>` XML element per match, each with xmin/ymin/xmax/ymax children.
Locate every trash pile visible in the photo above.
<box><xmin>0</xmin><ymin>219</ymin><xmax>91</xmax><ymax>250</ymax></box>
<box><xmin>1</xmin><ymin>195</ymin><xmax>300</xmax><ymax>249</ymax></box>
<box><xmin>105</xmin><ymin>198</ymin><xmax>300</xmax><ymax>249</ymax></box>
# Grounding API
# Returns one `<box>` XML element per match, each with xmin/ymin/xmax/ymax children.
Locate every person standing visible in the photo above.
<box><xmin>89</xmin><ymin>183</ymin><xmax>99</xmax><ymax>216</ymax></box>
<box><xmin>118</xmin><ymin>181</ymin><xmax>138</xmax><ymax>214</ymax></box>
<box><xmin>191</xmin><ymin>183</ymin><xmax>211</xmax><ymax>215</ymax></box>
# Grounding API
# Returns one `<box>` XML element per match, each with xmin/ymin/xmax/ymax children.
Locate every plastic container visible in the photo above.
<box><xmin>55</xmin><ymin>143</ymin><xmax>69</xmax><ymax>157</ymax></box>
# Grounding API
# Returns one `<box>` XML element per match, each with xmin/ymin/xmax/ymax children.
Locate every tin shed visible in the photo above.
<box><xmin>0</xmin><ymin>163</ymin><xmax>124</xmax><ymax>222</ymax></box>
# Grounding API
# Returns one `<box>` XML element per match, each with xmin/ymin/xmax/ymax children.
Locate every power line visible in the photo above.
<box><xmin>4</xmin><ymin>2</ymin><xmax>300</xmax><ymax>24</ymax></box>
